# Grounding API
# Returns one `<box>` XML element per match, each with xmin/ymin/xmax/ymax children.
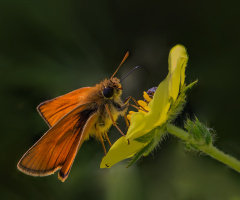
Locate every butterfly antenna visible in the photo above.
<box><xmin>111</xmin><ymin>51</ymin><xmax>129</xmax><ymax>79</ymax></box>
<box><xmin>120</xmin><ymin>66</ymin><xmax>155</xmax><ymax>86</ymax></box>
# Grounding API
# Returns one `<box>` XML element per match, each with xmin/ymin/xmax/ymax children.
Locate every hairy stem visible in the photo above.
<box><xmin>167</xmin><ymin>124</ymin><xmax>240</xmax><ymax>173</ymax></box>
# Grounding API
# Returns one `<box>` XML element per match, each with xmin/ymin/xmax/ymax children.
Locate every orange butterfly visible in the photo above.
<box><xmin>17</xmin><ymin>52</ymin><xmax>130</xmax><ymax>182</ymax></box>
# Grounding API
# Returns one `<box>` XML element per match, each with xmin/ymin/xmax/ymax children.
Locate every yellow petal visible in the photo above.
<box><xmin>138</xmin><ymin>110</ymin><xmax>146</xmax><ymax>113</ymax></box>
<box><xmin>148</xmin><ymin>77</ymin><xmax>171</xmax><ymax>126</ymax></box>
<box><xmin>138</xmin><ymin>100</ymin><xmax>150</xmax><ymax>111</ymax></box>
<box><xmin>168</xmin><ymin>45</ymin><xmax>188</xmax><ymax>99</ymax></box>
<box><xmin>143</xmin><ymin>91</ymin><xmax>152</xmax><ymax>102</ymax></box>
<box><xmin>126</xmin><ymin>111</ymin><xmax>150</xmax><ymax>140</ymax></box>
<box><xmin>127</xmin><ymin>111</ymin><xmax>135</xmax><ymax>121</ymax></box>
<box><xmin>168</xmin><ymin>45</ymin><xmax>188</xmax><ymax>74</ymax></box>
<box><xmin>137</xmin><ymin>100</ymin><xmax>147</xmax><ymax>107</ymax></box>
<box><xmin>180</xmin><ymin>58</ymin><xmax>187</xmax><ymax>87</ymax></box>
<box><xmin>100</xmin><ymin>136</ymin><xmax>146</xmax><ymax>168</ymax></box>
<box><xmin>127</xmin><ymin>114</ymin><xmax>131</xmax><ymax>121</ymax></box>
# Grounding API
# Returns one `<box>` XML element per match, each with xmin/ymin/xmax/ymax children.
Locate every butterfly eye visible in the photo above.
<box><xmin>103</xmin><ymin>87</ymin><xmax>114</xmax><ymax>98</ymax></box>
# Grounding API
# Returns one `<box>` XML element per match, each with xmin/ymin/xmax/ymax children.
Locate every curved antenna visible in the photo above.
<box><xmin>111</xmin><ymin>51</ymin><xmax>129</xmax><ymax>79</ymax></box>
<box><xmin>120</xmin><ymin>66</ymin><xmax>155</xmax><ymax>85</ymax></box>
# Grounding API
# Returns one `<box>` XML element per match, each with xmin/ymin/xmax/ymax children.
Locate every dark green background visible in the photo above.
<box><xmin>1</xmin><ymin>0</ymin><xmax>240</xmax><ymax>199</ymax></box>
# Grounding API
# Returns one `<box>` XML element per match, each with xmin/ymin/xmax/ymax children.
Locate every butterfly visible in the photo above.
<box><xmin>17</xmin><ymin>52</ymin><xmax>130</xmax><ymax>182</ymax></box>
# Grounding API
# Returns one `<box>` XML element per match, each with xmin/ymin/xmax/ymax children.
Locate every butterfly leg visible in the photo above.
<box><xmin>126</xmin><ymin>96</ymin><xmax>149</xmax><ymax>112</ymax></box>
<box><xmin>96</xmin><ymin>125</ymin><xmax>107</xmax><ymax>155</ymax></box>
<box><xmin>104</xmin><ymin>132</ymin><xmax>112</xmax><ymax>147</ymax></box>
<box><xmin>104</xmin><ymin>104</ymin><xmax>125</xmax><ymax>136</ymax></box>
<box><xmin>122</xmin><ymin>97</ymin><xmax>130</xmax><ymax>128</ymax></box>
<box><xmin>104</xmin><ymin>104</ymin><xmax>130</xmax><ymax>145</ymax></box>
<box><xmin>123</xmin><ymin>96</ymin><xmax>131</xmax><ymax>104</ymax></box>
<box><xmin>124</xmin><ymin>114</ymin><xmax>130</xmax><ymax>128</ymax></box>
<box><xmin>125</xmin><ymin>96</ymin><xmax>142</xmax><ymax>108</ymax></box>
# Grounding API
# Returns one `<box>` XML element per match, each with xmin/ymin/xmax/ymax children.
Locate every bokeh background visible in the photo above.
<box><xmin>1</xmin><ymin>0</ymin><xmax>240</xmax><ymax>199</ymax></box>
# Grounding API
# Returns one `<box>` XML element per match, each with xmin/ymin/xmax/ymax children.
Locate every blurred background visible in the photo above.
<box><xmin>1</xmin><ymin>0</ymin><xmax>240</xmax><ymax>199</ymax></box>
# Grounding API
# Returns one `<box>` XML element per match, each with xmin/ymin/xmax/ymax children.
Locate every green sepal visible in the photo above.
<box><xmin>134</xmin><ymin>129</ymin><xmax>156</xmax><ymax>143</ymax></box>
<box><xmin>185</xmin><ymin>117</ymin><xmax>213</xmax><ymax>148</ymax></box>
<box><xmin>185</xmin><ymin>143</ymin><xmax>198</xmax><ymax>151</ymax></box>
<box><xmin>128</xmin><ymin>127</ymin><xmax>166</xmax><ymax>167</ymax></box>
<box><xmin>182</xmin><ymin>79</ymin><xmax>198</xmax><ymax>93</ymax></box>
<box><xmin>126</xmin><ymin>139</ymin><xmax>154</xmax><ymax>168</ymax></box>
<box><xmin>143</xmin><ymin>128</ymin><xmax>166</xmax><ymax>156</ymax></box>
<box><xmin>166</xmin><ymin>80</ymin><xmax>198</xmax><ymax>124</ymax></box>
<box><xmin>167</xmin><ymin>91</ymin><xmax>186</xmax><ymax>123</ymax></box>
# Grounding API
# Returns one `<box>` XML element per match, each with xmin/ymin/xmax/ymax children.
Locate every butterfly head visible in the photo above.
<box><xmin>102</xmin><ymin>78</ymin><xmax>123</xmax><ymax>99</ymax></box>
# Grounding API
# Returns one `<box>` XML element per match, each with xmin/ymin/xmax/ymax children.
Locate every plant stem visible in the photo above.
<box><xmin>201</xmin><ymin>145</ymin><xmax>240</xmax><ymax>172</ymax></box>
<box><xmin>167</xmin><ymin>124</ymin><xmax>240</xmax><ymax>173</ymax></box>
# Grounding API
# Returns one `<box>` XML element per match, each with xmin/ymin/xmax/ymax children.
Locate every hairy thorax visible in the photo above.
<box><xmin>85</xmin><ymin>78</ymin><xmax>128</xmax><ymax>140</ymax></box>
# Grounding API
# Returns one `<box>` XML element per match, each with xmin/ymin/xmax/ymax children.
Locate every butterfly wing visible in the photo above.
<box><xmin>17</xmin><ymin>103</ymin><xmax>98</xmax><ymax>182</ymax></box>
<box><xmin>37</xmin><ymin>87</ymin><xmax>93</xmax><ymax>127</ymax></box>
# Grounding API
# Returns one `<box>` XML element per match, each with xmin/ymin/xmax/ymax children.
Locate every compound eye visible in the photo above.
<box><xmin>103</xmin><ymin>87</ymin><xmax>114</xmax><ymax>98</ymax></box>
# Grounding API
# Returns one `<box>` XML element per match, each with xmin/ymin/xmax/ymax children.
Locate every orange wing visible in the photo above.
<box><xmin>37</xmin><ymin>87</ymin><xmax>93</xmax><ymax>127</ymax></box>
<box><xmin>17</xmin><ymin>103</ymin><xmax>98</xmax><ymax>182</ymax></box>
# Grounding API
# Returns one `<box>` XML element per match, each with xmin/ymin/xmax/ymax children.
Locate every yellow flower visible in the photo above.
<box><xmin>101</xmin><ymin>45</ymin><xmax>194</xmax><ymax>168</ymax></box>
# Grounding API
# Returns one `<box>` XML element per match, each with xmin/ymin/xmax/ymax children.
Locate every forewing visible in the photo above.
<box><xmin>58</xmin><ymin>111</ymin><xmax>98</xmax><ymax>182</ymax></box>
<box><xmin>17</xmin><ymin>103</ymin><xmax>97</xmax><ymax>179</ymax></box>
<box><xmin>37</xmin><ymin>87</ymin><xmax>93</xmax><ymax>127</ymax></box>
